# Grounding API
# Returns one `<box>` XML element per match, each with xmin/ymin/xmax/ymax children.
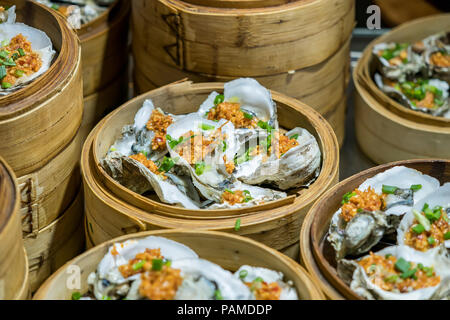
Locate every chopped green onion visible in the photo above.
<box><xmin>410</xmin><ymin>184</ymin><xmax>422</xmax><ymax>191</ymax></box>
<box><xmin>394</xmin><ymin>257</ymin><xmax>411</xmax><ymax>273</ymax></box>
<box><xmin>224</xmin><ymin>189</ymin><xmax>234</xmax><ymax>194</ymax></box>
<box><xmin>400</xmin><ymin>268</ymin><xmax>417</xmax><ymax>279</ymax></box>
<box><xmin>18</xmin><ymin>48</ymin><xmax>25</xmax><ymax>57</ymax></box>
<box><xmin>412</xmin><ymin>224</ymin><xmax>425</xmax><ymax>234</ymax></box>
<box><xmin>199</xmin><ymin>123</ymin><xmax>215</xmax><ymax>131</ymax></box>
<box><xmin>234</xmin><ymin>218</ymin><xmax>241</xmax><ymax>231</ymax></box>
<box><xmin>222</xmin><ymin>140</ymin><xmax>227</xmax><ymax>152</ymax></box>
<box><xmin>164</xmin><ymin>260</ymin><xmax>172</xmax><ymax>267</ymax></box>
<box><xmin>357</xmin><ymin>208</ymin><xmax>363</xmax><ymax>213</ymax></box>
<box><xmin>71</xmin><ymin>292</ymin><xmax>81</xmax><ymax>300</ymax></box>
<box><xmin>152</xmin><ymin>259</ymin><xmax>164</xmax><ymax>271</ymax></box>
<box><xmin>132</xmin><ymin>260</ymin><xmax>145</xmax><ymax>271</ymax></box>
<box><xmin>214</xmin><ymin>94</ymin><xmax>224</xmax><ymax>105</ymax></box>
<box><xmin>290</xmin><ymin>134</ymin><xmax>299</xmax><ymax>140</ymax></box>
<box><xmin>214</xmin><ymin>289</ymin><xmax>223</xmax><ymax>300</ymax></box>
<box><xmin>1</xmin><ymin>82</ymin><xmax>11</xmax><ymax>89</ymax></box>
<box><xmin>417</xmin><ymin>263</ymin><xmax>424</xmax><ymax>270</ymax></box>
<box><xmin>51</xmin><ymin>4</ymin><xmax>60</xmax><ymax>10</ymax></box>
<box><xmin>382</xmin><ymin>185</ymin><xmax>398</xmax><ymax>194</ymax></box>
<box><xmin>14</xmin><ymin>69</ymin><xmax>24</xmax><ymax>77</ymax></box>
<box><xmin>427</xmin><ymin>236</ymin><xmax>435</xmax><ymax>245</ymax></box>
<box><xmin>0</xmin><ymin>50</ymin><xmax>8</xmax><ymax>59</ymax></box>
<box><xmin>422</xmin><ymin>267</ymin><xmax>434</xmax><ymax>277</ymax></box>
<box><xmin>253</xmin><ymin>277</ymin><xmax>264</xmax><ymax>283</ymax></box>
<box><xmin>158</xmin><ymin>157</ymin><xmax>175</xmax><ymax>172</ymax></box>
<box><xmin>1</xmin><ymin>40</ymin><xmax>9</xmax><ymax>47</ymax></box>
<box><xmin>413</xmin><ymin>209</ymin><xmax>431</xmax><ymax>232</ymax></box>
<box><xmin>0</xmin><ymin>65</ymin><xmax>6</xmax><ymax>79</ymax></box>
<box><xmin>257</xmin><ymin>120</ymin><xmax>273</xmax><ymax>131</ymax></box>
<box><xmin>384</xmin><ymin>275</ymin><xmax>398</xmax><ymax>283</ymax></box>
<box><xmin>242</xmin><ymin>111</ymin><xmax>253</xmax><ymax>120</ymax></box>
<box><xmin>239</xmin><ymin>270</ymin><xmax>248</xmax><ymax>279</ymax></box>
<box><xmin>102</xmin><ymin>295</ymin><xmax>111</xmax><ymax>300</ymax></box>
<box><xmin>195</xmin><ymin>161</ymin><xmax>206</xmax><ymax>175</ymax></box>
<box><xmin>385</xmin><ymin>254</ymin><xmax>392</xmax><ymax>259</ymax></box>
<box><xmin>444</xmin><ymin>231</ymin><xmax>450</xmax><ymax>240</ymax></box>
<box><xmin>341</xmin><ymin>191</ymin><xmax>356</xmax><ymax>204</ymax></box>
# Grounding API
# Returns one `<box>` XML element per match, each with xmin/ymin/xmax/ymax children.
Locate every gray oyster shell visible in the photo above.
<box><xmin>373</xmin><ymin>43</ymin><xmax>426</xmax><ymax>82</ymax></box>
<box><xmin>337</xmin><ymin>245</ymin><xmax>450</xmax><ymax>300</ymax></box>
<box><xmin>374</xmin><ymin>73</ymin><xmax>450</xmax><ymax>117</ymax></box>
<box><xmin>328</xmin><ymin>166</ymin><xmax>440</xmax><ymax>260</ymax></box>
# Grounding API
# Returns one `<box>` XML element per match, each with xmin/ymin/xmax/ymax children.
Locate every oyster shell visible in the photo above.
<box><xmin>102</xmin><ymin>151</ymin><xmax>201</xmax><ymax>209</ymax></box>
<box><xmin>397</xmin><ymin>183</ymin><xmax>450</xmax><ymax>252</ymax></box>
<box><xmin>88</xmin><ymin>236</ymin><xmax>199</xmax><ymax>300</ymax></box>
<box><xmin>206</xmin><ymin>181</ymin><xmax>286</xmax><ymax>209</ymax></box>
<box><xmin>0</xmin><ymin>6</ymin><xmax>56</xmax><ymax>95</ymax></box>
<box><xmin>374</xmin><ymin>73</ymin><xmax>449</xmax><ymax>117</ymax></box>
<box><xmin>373</xmin><ymin>42</ymin><xmax>426</xmax><ymax>82</ymax></box>
<box><xmin>337</xmin><ymin>245</ymin><xmax>450</xmax><ymax>300</ymax></box>
<box><xmin>328</xmin><ymin>166</ymin><xmax>440</xmax><ymax>260</ymax></box>
<box><xmin>234</xmin><ymin>127</ymin><xmax>321</xmax><ymax>190</ymax></box>
<box><xmin>234</xmin><ymin>265</ymin><xmax>298</xmax><ymax>300</ymax></box>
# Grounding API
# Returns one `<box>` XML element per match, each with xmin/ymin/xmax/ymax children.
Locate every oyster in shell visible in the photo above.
<box><xmin>88</xmin><ymin>236</ymin><xmax>199</xmax><ymax>300</ymax></box>
<box><xmin>374</xmin><ymin>73</ymin><xmax>449</xmax><ymax>118</ymax></box>
<box><xmin>425</xmin><ymin>46</ymin><xmax>450</xmax><ymax>84</ymax></box>
<box><xmin>337</xmin><ymin>245</ymin><xmax>450</xmax><ymax>300</ymax></box>
<box><xmin>328</xmin><ymin>166</ymin><xmax>440</xmax><ymax>260</ymax></box>
<box><xmin>0</xmin><ymin>5</ymin><xmax>56</xmax><ymax>95</ymax></box>
<box><xmin>207</xmin><ymin>181</ymin><xmax>286</xmax><ymax>209</ymax></box>
<box><xmin>373</xmin><ymin>42</ymin><xmax>426</xmax><ymax>82</ymax></box>
<box><xmin>233</xmin><ymin>127</ymin><xmax>321</xmax><ymax>190</ymax></box>
<box><xmin>234</xmin><ymin>265</ymin><xmax>298</xmax><ymax>300</ymax></box>
<box><xmin>397</xmin><ymin>183</ymin><xmax>450</xmax><ymax>253</ymax></box>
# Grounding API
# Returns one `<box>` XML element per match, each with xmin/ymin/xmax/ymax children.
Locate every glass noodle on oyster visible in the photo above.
<box><xmin>337</xmin><ymin>245</ymin><xmax>450</xmax><ymax>300</ymax></box>
<box><xmin>81</xmin><ymin>236</ymin><xmax>299</xmax><ymax>300</ymax></box>
<box><xmin>101</xmin><ymin>78</ymin><xmax>321</xmax><ymax>210</ymax></box>
<box><xmin>35</xmin><ymin>0</ymin><xmax>116</xmax><ymax>29</ymax></box>
<box><xmin>0</xmin><ymin>5</ymin><xmax>55</xmax><ymax>95</ymax></box>
<box><xmin>328</xmin><ymin>166</ymin><xmax>440</xmax><ymax>260</ymax></box>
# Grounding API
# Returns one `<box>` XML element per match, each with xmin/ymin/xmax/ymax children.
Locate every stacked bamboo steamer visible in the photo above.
<box><xmin>76</xmin><ymin>0</ymin><xmax>130</xmax><ymax>141</ymax></box>
<box><xmin>0</xmin><ymin>0</ymin><xmax>84</xmax><ymax>292</ymax></box>
<box><xmin>34</xmin><ymin>230</ymin><xmax>324</xmax><ymax>300</ymax></box>
<box><xmin>0</xmin><ymin>156</ymin><xmax>29</xmax><ymax>300</ymax></box>
<box><xmin>131</xmin><ymin>0</ymin><xmax>355</xmax><ymax>147</ymax></box>
<box><xmin>354</xmin><ymin>14</ymin><xmax>450</xmax><ymax>164</ymax></box>
<box><xmin>81</xmin><ymin>80</ymin><xmax>339</xmax><ymax>260</ymax></box>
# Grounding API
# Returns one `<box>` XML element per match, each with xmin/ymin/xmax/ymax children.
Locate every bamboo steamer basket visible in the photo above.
<box><xmin>300</xmin><ymin>159</ymin><xmax>450</xmax><ymax>300</ymax></box>
<box><xmin>0</xmin><ymin>0</ymin><xmax>83</xmax><ymax>177</ymax></box>
<box><xmin>34</xmin><ymin>230</ymin><xmax>325</xmax><ymax>300</ymax></box>
<box><xmin>81</xmin><ymin>80</ymin><xmax>339</xmax><ymax>258</ymax></box>
<box><xmin>24</xmin><ymin>190</ymin><xmax>85</xmax><ymax>293</ymax></box>
<box><xmin>132</xmin><ymin>0</ymin><xmax>354</xmax><ymax>76</ymax></box>
<box><xmin>19</xmin><ymin>129</ymin><xmax>83</xmax><ymax>236</ymax></box>
<box><xmin>0</xmin><ymin>156</ymin><xmax>30</xmax><ymax>300</ymax></box>
<box><xmin>77</xmin><ymin>0</ymin><xmax>130</xmax><ymax>97</ymax></box>
<box><xmin>134</xmin><ymin>36</ymin><xmax>351</xmax><ymax>146</ymax></box>
<box><xmin>354</xmin><ymin>14</ymin><xmax>450</xmax><ymax>164</ymax></box>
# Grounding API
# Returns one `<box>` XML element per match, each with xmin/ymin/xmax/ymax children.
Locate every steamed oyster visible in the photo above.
<box><xmin>233</xmin><ymin>127</ymin><xmax>321</xmax><ymax>190</ymax></box>
<box><xmin>328</xmin><ymin>166</ymin><xmax>440</xmax><ymax>260</ymax></box>
<box><xmin>397</xmin><ymin>183</ymin><xmax>450</xmax><ymax>253</ymax></box>
<box><xmin>88</xmin><ymin>237</ymin><xmax>252</xmax><ymax>300</ymax></box>
<box><xmin>374</xmin><ymin>73</ymin><xmax>449</xmax><ymax>117</ymax></box>
<box><xmin>87</xmin><ymin>236</ymin><xmax>199</xmax><ymax>300</ymax></box>
<box><xmin>425</xmin><ymin>46</ymin><xmax>450</xmax><ymax>84</ymax></box>
<box><xmin>234</xmin><ymin>265</ymin><xmax>298</xmax><ymax>300</ymax></box>
<box><xmin>337</xmin><ymin>245</ymin><xmax>450</xmax><ymax>300</ymax></box>
<box><xmin>35</xmin><ymin>0</ymin><xmax>115</xmax><ymax>29</ymax></box>
<box><xmin>373</xmin><ymin>42</ymin><xmax>425</xmax><ymax>82</ymax></box>
<box><xmin>0</xmin><ymin>5</ymin><xmax>55</xmax><ymax>95</ymax></box>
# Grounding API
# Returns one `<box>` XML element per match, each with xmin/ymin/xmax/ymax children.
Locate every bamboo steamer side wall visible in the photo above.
<box><xmin>24</xmin><ymin>190</ymin><xmax>85</xmax><ymax>293</ymax></box>
<box><xmin>132</xmin><ymin>0</ymin><xmax>354</xmax><ymax>76</ymax></box>
<box><xmin>34</xmin><ymin>230</ymin><xmax>325</xmax><ymax>300</ymax></box>
<box><xmin>78</xmin><ymin>0</ymin><xmax>130</xmax><ymax>97</ymax></box>
<box><xmin>18</xmin><ymin>129</ymin><xmax>83</xmax><ymax>236</ymax></box>
<box><xmin>0</xmin><ymin>158</ymin><xmax>29</xmax><ymax>299</ymax></box>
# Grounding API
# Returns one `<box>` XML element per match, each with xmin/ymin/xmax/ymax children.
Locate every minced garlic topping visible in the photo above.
<box><xmin>139</xmin><ymin>266</ymin><xmax>183</xmax><ymax>300</ymax></box>
<box><xmin>207</xmin><ymin>102</ymin><xmax>257</xmax><ymax>129</ymax></box>
<box><xmin>129</xmin><ymin>153</ymin><xmax>163</xmax><ymax>176</ymax></box>
<box><xmin>430</xmin><ymin>51</ymin><xmax>450</xmax><ymax>68</ymax></box>
<box><xmin>340</xmin><ymin>187</ymin><xmax>386</xmax><ymax>222</ymax></box>
<box><xmin>118</xmin><ymin>248</ymin><xmax>163</xmax><ymax>278</ymax></box>
<box><xmin>0</xmin><ymin>34</ymin><xmax>42</xmax><ymax>88</ymax></box>
<box><xmin>359</xmin><ymin>252</ymin><xmax>440</xmax><ymax>293</ymax></box>
<box><xmin>146</xmin><ymin>109</ymin><xmax>173</xmax><ymax>151</ymax></box>
<box><xmin>176</xmin><ymin>130</ymin><xmax>216</xmax><ymax>164</ymax></box>
<box><xmin>222</xmin><ymin>190</ymin><xmax>245</xmax><ymax>205</ymax></box>
<box><xmin>246</xmin><ymin>280</ymin><xmax>282</xmax><ymax>300</ymax></box>
<box><xmin>404</xmin><ymin>209</ymin><xmax>449</xmax><ymax>252</ymax></box>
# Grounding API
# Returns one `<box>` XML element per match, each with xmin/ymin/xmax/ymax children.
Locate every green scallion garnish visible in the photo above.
<box><xmin>239</xmin><ymin>270</ymin><xmax>248</xmax><ymax>279</ymax></box>
<box><xmin>410</xmin><ymin>184</ymin><xmax>422</xmax><ymax>191</ymax></box>
<box><xmin>234</xmin><ymin>218</ymin><xmax>241</xmax><ymax>231</ymax></box>
<box><xmin>214</xmin><ymin>94</ymin><xmax>224</xmax><ymax>106</ymax></box>
<box><xmin>382</xmin><ymin>185</ymin><xmax>398</xmax><ymax>194</ymax></box>
<box><xmin>152</xmin><ymin>259</ymin><xmax>164</xmax><ymax>271</ymax></box>
<box><xmin>132</xmin><ymin>260</ymin><xmax>145</xmax><ymax>271</ymax></box>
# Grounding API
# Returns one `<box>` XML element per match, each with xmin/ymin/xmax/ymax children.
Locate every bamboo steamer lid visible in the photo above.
<box><xmin>300</xmin><ymin>159</ymin><xmax>450</xmax><ymax>300</ymax></box>
<box><xmin>0</xmin><ymin>156</ymin><xmax>29</xmax><ymax>299</ymax></box>
<box><xmin>81</xmin><ymin>80</ymin><xmax>339</xmax><ymax>258</ymax></box>
<box><xmin>354</xmin><ymin>14</ymin><xmax>450</xmax><ymax>164</ymax></box>
<box><xmin>34</xmin><ymin>230</ymin><xmax>325</xmax><ymax>300</ymax></box>
<box><xmin>0</xmin><ymin>0</ymin><xmax>83</xmax><ymax>177</ymax></box>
